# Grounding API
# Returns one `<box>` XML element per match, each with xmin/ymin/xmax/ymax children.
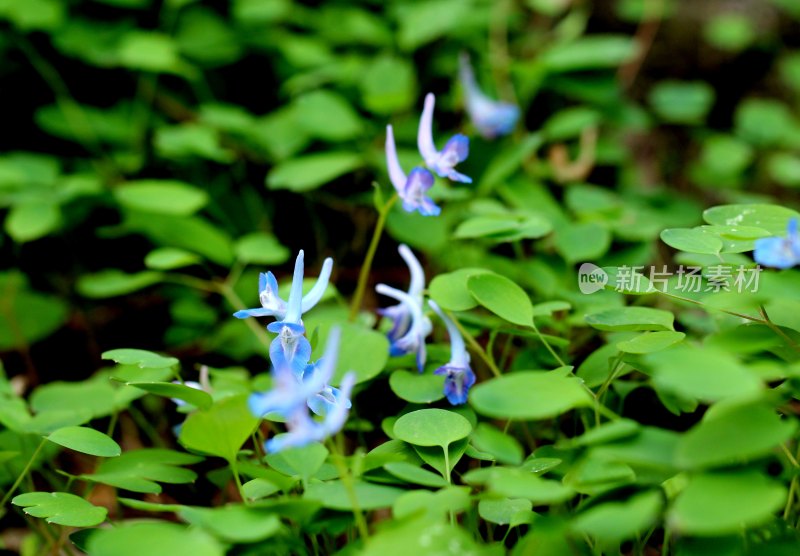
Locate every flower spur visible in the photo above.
<box><xmin>418</xmin><ymin>92</ymin><xmax>471</xmax><ymax>183</ymax></box>
<box><xmin>428</xmin><ymin>300</ymin><xmax>476</xmax><ymax>405</ymax></box>
<box><xmin>385</xmin><ymin>124</ymin><xmax>440</xmax><ymax>216</ymax></box>
<box><xmin>459</xmin><ymin>52</ymin><xmax>519</xmax><ymax>139</ymax></box>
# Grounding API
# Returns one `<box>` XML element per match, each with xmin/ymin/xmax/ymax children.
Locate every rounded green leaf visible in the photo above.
<box><xmin>478</xmin><ymin>498</ymin><xmax>533</xmax><ymax>527</ymax></box>
<box><xmin>77</xmin><ymin>270</ymin><xmax>162</xmax><ymax>298</ymax></box>
<box><xmin>179</xmin><ymin>505</ymin><xmax>281</xmax><ymax>543</ymax></box>
<box><xmin>616</xmin><ymin>331</ymin><xmax>685</xmax><ymax>354</ymax></box>
<box><xmin>102</xmin><ymin>348</ymin><xmax>178</xmax><ymax>369</ymax></box>
<box><xmin>114</xmin><ymin>180</ymin><xmax>208</xmax><ymax>215</ymax></box>
<box><xmin>389</xmin><ymin>370</ymin><xmax>445</xmax><ymax>403</ymax></box>
<box><xmin>470</xmin><ymin>371</ymin><xmax>592</xmax><ymax>420</ymax></box>
<box><xmin>703</xmin><ymin>204</ymin><xmax>800</xmax><ymax>235</ymax></box>
<box><xmin>304</xmin><ymin>480</ymin><xmax>404</xmax><ymax>510</ymax></box>
<box><xmin>144</xmin><ymin>247</ymin><xmax>200</xmax><ymax>270</ymax></box>
<box><xmin>428</xmin><ymin>268</ymin><xmax>491</xmax><ymax>311</ymax></box>
<box><xmin>179</xmin><ymin>395</ymin><xmax>259</xmax><ymax>462</ymax></box>
<box><xmin>393</xmin><ymin>409</ymin><xmax>472</xmax><ymax>448</ymax></box>
<box><xmin>471</xmin><ymin>423</ymin><xmax>524</xmax><ymax>465</ymax></box>
<box><xmin>385</xmin><ymin>461</ymin><xmax>448</xmax><ymax>487</ymax></box>
<box><xmin>267</xmin><ymin>152</ymin><xmax>362</xmax><ymax>192</ymax></box>
<box><xmin>676</xmin><ymin>402</ymin><xmax>796</xmax><ymax>469</ymax></box>
<box><xmin>234</xmin><ymin>233</ymin><xmax>290</xmax><ymax>265</ymax></box>
<box><xmin>585</xmin><ymin>307</ymin><xmax>674</xmax><ymax>332</ymax></box>
<box><xmin>5</xmin><ymin>201</ymin><xmax>61</xmax><ymax>243</ymax></box>
<box><xmin>468</xmin><ymin>273</ymin><xmax>533</xmax><ymax>327</ymax></box>
<box><xmin>86</xmin><ymin>521</ymin><xmax>224</xmax><ymax>556</ymax></box>
<box><xmin>660</xmin><ymin>228</ymin><xmax>723</xmax><ymax>255</ymax></box>
<box><xmin>649</xmin><ymin>80</ymin><xmax>715</xmax><ymax>124</ymax></box>
<box><xmin>126</xmin><ymin>381</ymin><xmax>212</xmax><ymax>409</ymax></box>
<box><xmin>572</xmin><ymin>490</ymin><xmax>663</xmax><ymax>543</ymax></box>
<box><xmin>47</xmin><ymin>426</ymin><xmax>121</xmax><ymax>457</ymax></box>
<box><xmin>12</xmin><ymin>492</ymin><xmax>107</xmax><ymax>527</ymax></box>
<box><xmin>669</xmin><ymin>472</ymin><xmax>786</xmax><ymax>535</ymax></box>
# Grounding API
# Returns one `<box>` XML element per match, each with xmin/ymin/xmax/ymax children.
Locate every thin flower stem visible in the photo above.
<box><xmin>446</xmin><ymin>310</ymin><xmax>502</xmax><ymax>377</ymax></box>
<box><xmin>229</xmin><ymin>460</ymin><xmax>248</xmax><ymax>505</ymax></box>
<box><xmin>327</xmin><ymin>435</ymin><xmax>369</xmax><ymax>542</ymax></box>
<box><xmin>1</xmin><ymin>438</ymin><xmax>47</xmax><ymax>509</ymax></box>
<box><xmin>531</xmin><ymin>318</ymin><xmax>566</xmax><ymax>367</ymax></box>
<box><xmin>215</xmin><ymin>283</ymin><xmax>272</xmax><ymax>352</ymax></box>
<box><xmin>349</xmin><ymin>194</ymin><xmax>399</xmax><ymax>322</ymax></box>
<box><xmin>759</xmin><ymin>305</ymin><xmax>800</xmax><ymax>353</ymax></box>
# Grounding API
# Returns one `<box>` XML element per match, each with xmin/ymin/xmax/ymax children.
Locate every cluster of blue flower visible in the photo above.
<box><xmin>377</xmin><ymin>245</ymin><xmax>475</xmax><ymax>406</ymax></box>
<box><xmin>386</xmin><ymin>55</ymin><xmax>520</xmax><ymax>216</ymax></box>
<box><xmin>233</xmin><ymin>59</ymin><xmax>518</xmax><ymax>450</ymax></box>
<box><xmin>236</xmin><ymin>252</ymin><xmax>356</xmax><ymax>453</ymax></box>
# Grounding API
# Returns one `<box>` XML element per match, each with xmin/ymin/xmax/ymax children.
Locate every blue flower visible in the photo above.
<box><xmin>234</xmin><ymin>252</ymin><xmax>333</xmax><ymax>321</ymax></box>
<box><xmin>385</xmin><ymin>125</ymin><xmax>440</xmax><ymax>216</ymax></box>
<box><xmin>257</xmin><ymin>329</ymin><xmax>357</xmax><ymax>453</ymax></box>
<box><xmin>459</xmin><ymin>53</ymin><xmax>519</xmax><ymax>139</ymax></box>
<box><xmin>418</xmin><ymin>93</ymin><xmax>471</xmax><ymax>184</ymax></box>
<box><xmin>429</xmin><ymin>300</ymin><xmax>476</xmax><ymax>406</ymax></box>
<box><xmin>376</xmin><ymin>245</ymin><xmax>431</xmax><ymax>371</ymax></box>
<box><xmin>754</xmin><ymin>218</ymin><xmax>800</xmax><ymax>269</ymax></box>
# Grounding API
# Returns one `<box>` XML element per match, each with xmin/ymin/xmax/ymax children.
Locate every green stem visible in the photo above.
<box><xmin>216</xmin><ymin>282</ymin><xmax>272</xmax><ymax>352</ymax></box>
<box><xmin>327</xmin><ymin>435</ymin><xmax>369</xmax><ymax>542</ymax></box>
<box><xmin>229</xmin><ymin>460</ymin><xmax>248</xmax><ymax>505</ymax></box>
<box><xmin>446</xmin><ymin>309</ymin><xmax>502</xmax><ymax>377</ymax></box>
<box><xmin>348</xmin><ymin>194</ymin><xmax>398</xmax><ymax>322</ymax></box>
<box><xmin>1</xmin><ymin>438</ymin><xmax>46</xmax><ymax>509</ymax></box>
<box><xmin>531</xmin><ymin>318</ymin><xmax>566</xmax><ymax>367</ymax></box>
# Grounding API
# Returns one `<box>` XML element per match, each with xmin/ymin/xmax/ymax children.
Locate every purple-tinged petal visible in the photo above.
<box><xmin>418</xmin><ymin>93</ymin><xmax>438</xmax><ymax>164</ymax></box>
<box><xmin>385</xmin><ymin>124</ymin><xmax>408</xmax><ymax>194</ymax></box>
<box><xmin>234</xmin><ymin>307</ymin><xmax>277</xmax><ymax>319</ymax></box>
<box><xmin>301</xmin><ymin>257</ymin><xmax>333</xmax><ymax>314</ymax></box>
<box><xmin>435</xmin><ymin>365</ymin><xmax>475</xmax><ymax>405</ymax></box>
<box><xmin>401</xmin><ymin>167</ymin><xmax>441</xmax><ymax>216</ymax></box>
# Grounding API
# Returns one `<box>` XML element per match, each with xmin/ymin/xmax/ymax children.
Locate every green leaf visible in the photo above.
<box><xmin>428</xmin><ymin>268</ymin><xmax>491</xmax><ymax>311</ymax></box>
<box><xmin>478</xmin><ymin>498</ymin><xmax>533</xmax><ymax>527</ymax></box>
<box><xmin>359</xmin><ymin>55</ymin><xmax>416</xmax><ymax>114</ymax></box>
<box><xmin>735</xmin><ymin>98</ymin><xmax>794</xmax><ymax>147</ymax></box>
<box><xmin>660</xmin><ymin>228</ymin><xmax>723</xmax><ymax>255</ymax></box>
<box><xmin>470</xmin><ymin>371</ymin><xmax>592</xmax><ymax>420</ymax></box>
<box><xmin>102</xmin><ymin>349</ymin><xmax>178</xmax><ymax>369</ymax></box>
<box><xmin>571</xmin><ymin>490</ymin><xmax>663</xmax><ymax>544</ymax></box>
<box><xmin>703</xmin><ymin>204</ymin><xmax>800</xmax><ymax>235</ymax></box>
<box><xmin>113</xmin><ymin>180</ymin><xmax>208</xmax><ymax>216</ymax></box>
<box><xmin>5</xmin><ymin>201</ymin><xmax>61</xmax><ymax>242</ymax></box>
<box><xmin>487</xmin><ymin>468</ymin><xmax>574</xmax><ymax>504</ymax></box>
<box><xmin>394</xmin><ymin>409</ymin><xmax>472</xmax><ymax>450</ymax></box>
<box><xmin>705</xmin><ymin>13</ymin><xmax>755</xmax><ymax>51</ymax></box>
<box><xmin>413</xmin><ymin>439</ymin><xmax>469</xmax><ymax>476</ymax></box>
<box><xmin>384</xmin><ymin>461</ymin><xmax>448</xmax><ymax>487</ymax></box>
<box><xmin>175</xmin><ymin>7</ymin><xmax>242</xmax><ymax>67</ymax></box>
<box><xmin>154</xmin><ymin>123</ymin><xmax>233</xmax><ymax>162</ymax></box>
<box><xmin>668</xmin><ymin>472</ymin><xmax>786</xmax><ymax>535</ymax></box>
<box><xmin>86</xmin><ymin>521</ymin><xmax>224</xmax><ymax>556</ymax></box>
<box><xmin>116</xmin><ymin>32</ymin><xmax>184</xmax><ymax>73</ymax></box>
<box><xmin>471</xmin><ymin>423</ymin><xmax>524</xmax><ymax>465</ymax></box>
<box><xmin>304</xmin><ymin>480</ymin><xmax>404</xmax><ymax>510</ymax></box>
<box><xmin>0</xmin><ymin>0</ymin><xmax>65</xmax><ymax>32</ymax></box>
<box><xmin>541</xmin><ymin>35</ymin><xmax>638</xmax><ymax>71</ymax></box>
<box><xmin>234</xmin><ymin>233</ymin><xmax>290</xmax><ymax>265</ymax></box>
<box><xmin>77</xmin><ymin>270</ymin><xmax>162</xmax><ymax>298</ymax></box>
<box><xmin>388</xmin><ymin>370</ymin><xmax>445</xmax><ymax>403</ymax></box>
<box><xmin>126</xmin><ymin>382</ymin><xmax>211</xmax><ymax>409</ymax></box>
<box><xmin>179</xmin><ymin>505</ymin><xmax>281</xmax><ymax>543</ymax></box>
<box><xmin>468</xmin><ymin>273</ymin><xmax>533</xmax><ymax>327</ymax></box>
<box><xmin>265</xmin><ymin>443</ymin><xmax>328</xmax><ymax>482</ymax></box>
<box><xmin>144</xmin><ymin>247</ymin><xmax>200</xmax><ymax>270</ymax></box>
<box><xmin>311</xmin><ymin>322</ymin><xmax>389</xmax><ymax>384</ymax></box>
<box><xmin>0</xmin><ymin>273</ymin><xmax>68</xmax><ymax>350</ymax></box>
<box><xmin>242</xmin><ymin>478</ymin><xmax>280</xmax><ymax>501</ymax></box>
<box><xmin>554</xmin><ymin>222</ymin><xmax>611</xmax><ymax>263</ymax></box>
<box><xmin>30</xmin><ymin>376</ymin><xmax>118</xmax><ymax>420</ymax></box>
<box><xmin>649</xmin><ymin>81</ymin><xmax>715</xmax><ymax>124</ymax></box>
<box><xmin>616</xmin><ymin>331</ymin><xmax>685</xmax><ymax>354</ymax></box>
<box><xmin>179</xmin><ymin>395</ymin><xmax>259</xmax><ymax>462</ymax></box>
<box><xmin>396</xmin><ymin>0</ymin><xmax>474</xmax><ymax>50</ymax></box>
<box><xmin>676</xmin><ymin>401</ymin><xmax>796</xmax><ymax>469</ymax></box>
<box><xmin>12</xmin><ymin>492</ymin><xmax>107</xmax><ymax>527</ymax></box>
<box><xmin>768</xmin><ymin>152</ymin><xmax>800</xmax><ymax>188</ymax></box>
<box><xmin>123</xmin><ymin>212</ymin><xmax>235</xmax><ymax>266</ymax></box>
<box><xmin>585</xmin><ymin>307</ymin><xmax>675</xmax><ymax>332</ymax></box>
<box><xmin>47</xmin><ymin>426</ymin><xmax>121</xmax><ymax>457</ymax></box>
<box><xmin>294</xmin><ymin>90</ymin><xmax>363</xmax><ymax>142</ymax></box>
<box><xmin>83</xmin><ymin>449</ymin><xmax>202</xmax><ymax>493</ymax></box>
<box><xmin>646</xmin><ymin>345</ymin><xmax>762</xmax><ymax>402</ymax></box>
<box><xmin>267</xmin><ymin>151</ymin><xmax>362</xmax><ymax>192</ymax></box>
